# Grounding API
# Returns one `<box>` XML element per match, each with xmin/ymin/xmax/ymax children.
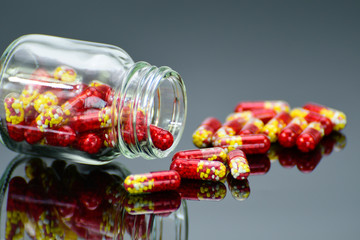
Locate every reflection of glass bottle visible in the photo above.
<box><xmin>0</xmin><ymin>155</ymin><xmax>188</xmax><ymax>239</ymax></box>
<box><xmin>0</xmin><ymin>34</ymin><xmax>187</xmax><ymax>163</ymax></box>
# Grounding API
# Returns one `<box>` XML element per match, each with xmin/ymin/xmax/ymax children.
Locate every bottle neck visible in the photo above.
<box><xmin>113</xmin><ymin>61</ymin><xmax>187</xmax><ymax>159</ymax></box>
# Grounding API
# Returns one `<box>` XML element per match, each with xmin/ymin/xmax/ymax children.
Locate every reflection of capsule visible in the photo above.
<box><xmin>261</xmin><ymin>112</ymin><xmax>292</xmax><ymax>142</ymax></box>
<box><xmin>192</xmin><ymin>117</ymin><xmax>222</xmax><ymax>148</ymax></box>
<box><xmin>303</xmin><ymin>102</ymin><xmax>346</xmax><ymax>131</ymax></box>
<box><xmin>239</xmin><ymin>118</ymin><xmax>264</xmax><ymax>135</ymax></box>
<box><xmin>290</xmin><ymin>108</ymin><xmax>333</xmax><ymax>135</ymax></box>
<box><xmin>297</xmin><ymin>122</ymin><xmax>325</xmax><ymax>152</ymax></box>
<box><xmin>123</xmin><ymin>191</ymin><xmax>181</xmax><ymax>215</ymax></box>
<box><xmin>213</xmin><ymin>134</ymin><xmax>271</xmax><ymax>154</ymax></box>
<box><xmin>295</xmin><ymin>147</ymin><xmax>323</xmax><ymax>173</ymax></box>
<box><xmin>176</xmin><ymin>179</ymin><xmax>227</xmax><ymax>201</ymax></box>
<box><xmin>170</xmin><ymin>159</ymin><xmax>226</xmax><ymax>181</ymax></box>
<box><xmin>247</xmin><ymin>154</ymin><xmax>271</xmax><ymax>175</ymax></box>
<box><xmin>234</xmin><ymin>100</ymin><xmax>290</xmax><ymax>113</ymax></box>
<box><xmin>227</xmin><ymin>175</ymin><xmax>250</xmax><ymax>201</ymax></box>
<box><xmin>278</xmin><ymin>117</ymin><xmax>308</xmax><ymax>147</ymax></box>
<box><xmin>172</xmin><ymin>147</ymin><xmax>228</xmax><ymax>163</ymax></box>
<box><xmin>228</xmin><ymin>150</ymin><xmax>250</xmax><ymax>180</ymax></box>
<box><xmin>277</xmin><ymin>147</ymin><xmax>298</xmax><ymax>168</ymax></box>
<box><xmin>124</xmin><ymin>170</ymin><xmax>181</xmax><ymax>194</ymax></box>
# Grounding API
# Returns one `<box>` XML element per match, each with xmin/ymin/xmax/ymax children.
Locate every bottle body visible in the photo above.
<box><xmin>0</xmin><ymin>34</ymin><xmax>187</xmax><ymax>163</ymax></box>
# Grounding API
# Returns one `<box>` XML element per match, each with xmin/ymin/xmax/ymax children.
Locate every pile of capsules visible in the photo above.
<box><xmin>123</xmin><ymin>100</ymin><xmax>347</xmax><ymax>195</ymax></box>
<box><xmin>4</xmin><ymin>67</ymin><xmax>173</xmax><ymax>154</ymax></box>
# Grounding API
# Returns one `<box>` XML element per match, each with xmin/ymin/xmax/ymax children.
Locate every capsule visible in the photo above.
<box><xmin>234</xmin><ymin>100</ymin><xmax>290</xmax><ymax>113</ymax></box>
<box><xmin>124</xmin><ymin>170</ymin><xmax>180</xmax><ymax>194</ymax></box>
<box><xmin>290</xmin><ymin>108</ymin><xmax>333</xmax><ymax>135</ymax></box>
<box><xmin>247</xmin><ymin>154</ymin><xmax>271</xmax><ymax>175</ymax></box>
<box><xmin>303</xmin><ymin>102</ymin><xmax>346</xmax><ymax>131</ymax></box>
<box><xmin>261</xmin><ymin>111</ymin><xmax>292</xmax><ymax>142</ymax></box>
<box><xmin>170</xmin><ymin>159</ymin><xmax>226</xmax><ymax>181</ymax></box>
<box><xmin>278</xmin><ymin>117</ymin><xmax>308</xmax><ymax>147</ymax></box>
<box><xmin>192</xmin><ymin>117</ymin><xmax>222</xmax><ymax>148</ymax></box>
<box><xmin>228</xmin><ymin>150</ymin><xmax>250</xmax><ymax>180</ymax></box>
<box><xmin>296</xmin><ymin>122</ymin><xmax>325</xmax><ymax>152</ymax></box>
<box><xmin>226</xmin><ymin>176</ymin><xmax>250</xmax><ymax>201</ymax></box>
<box><xmin>176</xmin><ymin>179</ymin><xmax>227</xmax><ymax>201</ymax></box>
<box><xmin>250</xmin><ymin>108</ymin><xmax>278</xmax><ymax>124</ymax></box>
<box><xmin>150</xmin><ymin>125</ymin><xmax>174</xmax><ymax>151</ymax></box>
<box><xmin>212</xmin><ymin>117</ymin><xmax>248</xmax><ymax>140</ymax></box>
<box><xmin>225</xmin><ymin>111</ymin><xmax>253</xmax><ymax>123</ymax></box>
<box><xmin>123</xmin><ymin>191</ymin><xmax>181</xmax><ymax>215</ymax></box>
<box><xmin>239</xmin><ymin>118</ymin><xmax>264</xmax><ymax>135</ymax></box>
<box><xmin>172</xmin><ymin>147</ymin><xmax>228</xmax><ymax>164</ymax></box>
<box><xmin>213</xmin><ymin>134</ymin><xmax>271</xmax><ymax>154</ymax></box>
<box><xmin>69</xmin><ymin>107</ymin><xmax>111</xmax><ymax>133</ymax></box>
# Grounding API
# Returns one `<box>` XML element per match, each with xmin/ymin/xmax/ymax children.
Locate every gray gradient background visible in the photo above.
<box><xmin>1</xmin><ymin>1</ymin><xmax>360</xmax><ymax>239</ymax></box>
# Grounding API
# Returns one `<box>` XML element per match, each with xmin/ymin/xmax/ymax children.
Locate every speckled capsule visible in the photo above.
<box><xmin>192</xmin><ymin>117</ymin><xmax>222</xmax><ymax>148</ymax></box>
<box><xmin>123</xmin><ymin>170</ymin><xmax>181</xmax><ymax>194</ymax></box>
<box><xmin>239</xmin><ymin>118</ymin><xmax>264</xmax><ymax>135</ymax></box>
<box><xmin>172</xmin><ymin>147</ymin><xmax>228</xmax><ymax>164</ymax></box>
<box><xmin>226</xmin><ymin>176</ymin><xmax>250</xmax><ymax>201</ymax></box>
<box><xmin>261</xmin><ymin>111</ymin><xmax>292</xmax><ymax>142</ymax></box>
<box><xmin>278</xmin><ymin>117</ymin><xmax>308</xmax><ymax>147</ymax></box>
<box><xmin>54</xmin><ymin>65</ymin><xmax>77</xmax><ymax>83</ymax></box>
<box><xmin>225</xmin><ymin>111</ymin><xmax>253</xmax><ymax>123</ymax></box>
<box><xmin>212</xmin><ymin>117</ymin><xmax>248</xmax><ymax>140</ymax></box>
<box><xmin>69</xmin><ymin>107</ymin><xmax>112</xmax><ymax>132</ymax></box>
<box><xmin>213</xmin><ymin>134</ymin><xmax>271</xmax><ymax>154</ymax></box>
<box><xmin>176</xmin><ymin>179</ymin><xmax>227</xmax><ymax>201</ymax></box>
<box><xmin>170</xmin><ymin>159</ymin><xmax>226</xmax><ymax>181</ymax></box>
<box><xmin>303</xmin><ymin>102</ymin><xmax>346</xmax><ymax>131</ymax></box>
<box><xmin>228</xmin><ymin>150</ymin><xmax>250</xmax><ymax>180</ymax></box>
<box><xmin>123</xmin><ymin>191</ymin><xmax>181</xmax><ymax>215</ymax></box>
<box><xmin>290</xmin><ymin>108</ymin><xmax>333</xmax><ymax>135</ymax></box>
<box><xmin>296</xmin><ymin>122</ymin><xmax>325</xmax><ymax>152</ymax></box>
<box><xmin>234</xmin><ymin>100</ymin><xmax>290</xmax><ymax>113</ymax></box>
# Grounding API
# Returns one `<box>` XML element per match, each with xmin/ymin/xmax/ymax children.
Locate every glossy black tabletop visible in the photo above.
<box><xmin>0</xmin><ymin>1</ymin><xmax>359</xmax><ymax>239</ymax></box>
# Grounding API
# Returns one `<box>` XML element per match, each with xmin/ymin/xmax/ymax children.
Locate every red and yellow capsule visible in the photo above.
<box><xmin>278</xmin><ymin>117</ymin><xmax>308</xmax><ymax>147</ymax></box>
<box><xmin>250</xmin><ymin>108</ymin><xmax>277</xmax><ymax>124</ymax></box>
<box><xmin>124</xmin><ymin>170</ymin><xmax>181</xmax><ymax>194</ymax></box>
<box><xmin>176</xmin><ymin>179</ymin><xmax>227</xmax><ymax>201</ymax></box>
<box><xmin>225</xmin><ymin>111</ymin><xmax>253</xmax><ymax>123</ymax></box>
<box><xmin>303</xmin><ymin>102</ymin><xmax>346</xmax><ymax>131</ymax></box>
<box><xmin>234</xmin><ymin>100</ymin><xmax>290</xmax><ymax>113</ymax></box>
<box><xmin>170</xmin><ymin>159</ymin><xmax>226</xmax><ymax>181</ymax></box>
<box><xmin>172</xmin><ymin>147</ymin><xmax>228</xmax><ymax>163</ymax></box>
<box><xmin>290</xmin><ymin>108</ymin><xmax>333</xmax><ymax>135</ymax></box>
<box><xmin>212</xmin><ymin>117</ymin><xmax>248</xmax><ymax>140</ymax></box>
<box><xmin>296</xmin><ymin>122</ymin><xmax>325</xmax><ymax>152</ymax></box>
<box><xmin>228</xmin><ymin>150</ymin><xmax>250</xmax><ymax>180</ymax></box>
<box><xmin>214</xmin><ymin>134</ymin><xmax>271</xmax><ymax>154</ymax></box>
<box><xmin>192</xmin><ymin>117</ymin><xmax>222</xmax><ymax>148</ymax></box>
<box><xmin>239</xmin><ymin>118</ymin><xmax>264</xmax><ymax>135</ymax></box>
<box><xmin>261</xmin><ymin>111</ymin><xmax>292</xmax><ymax>142</ymax></box>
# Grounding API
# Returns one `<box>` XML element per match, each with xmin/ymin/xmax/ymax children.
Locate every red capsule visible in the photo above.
<box><xmin>176</xmin><ymin>179</ymin><xmax>227</xmax><ymax>201</ymax></box>
<box><xmin>234</xmin><ymin>100</ymin><xmax>290</xmax><ymax>113</ymax></box>
<box><xmin>124</xmin><ymin>170</ymin><xmax>181</xmax><ymax>194</ymax></box>
<box><xmin>247</xmin><ymin>154</ymin><xmax>271</xmax><ymax>175</ymax></box>
<box><xmin>228</xmin><ymin>150</ymin><xmax>250</xmax><ymax>180</ymax></box>
<box><xmin>172</xmin><ymin>147</ymin><xmax>228</xmax><ymax>163</ymax></box>
<box><xmin>290</xmin><ymin>108</ymin><xmax>333</xmax><ymax>135</ymax></box>
<box><xmin>213</xmin><ymin>134</ymin><xmax>271</xmax><ymax>154</ymax></box>
<box><xmin>6</xmin><ymin>122</ymin><xmax>26</xmax><ymax>142</ymax></box>
<box><xmin>75</xmin><ymin>132</ymin><xmax>102</xmax><ymax>154</ymax></box>
<box><xmin>212</xmin><ymin>117</ymin><xmax>248</xmax><ymax>140</ymax></box>
<box><xmin>89</xmin><ymin>80</ymin><xmax>113</xmax><ymax>101</ymax></box>
<box><xmin>45</xmin><ymin>126</ymin><xmax>76</xmax><ymax>147</ymax></box>
<box><xmin>225</xmin><ymin>111</ymin><xmax>253</xmax><ymax>123</ymax></box>
<box><xmin>170</xmin><ymin>159</ymin><xmax>226</xmax><ymax>181</ymax></box>
<box><xmin>226</xmin><ymin>175</ymin><xmax>250</xmax><ymax>201</ymax></box>
<box><xmin>278</xmin><ymin>117</ymin><xmax>308</xmax><ymax>147</ymax></box>
<box><xmin>296</xmin><ymin>122</ymin><xmax>325</xmax><ymax>152</ymax></box>
<box><xmin>123</xmin><ymin>191</ymin><xmax>181</xmax><ymax>215</ymax></box>
<box><xmin>150</xmin><ymin>125</ymin><xmax>174</xmax><ymax>151</ymax></box>
<box><xmin>192</xmin><ymin>117</ymin><xmax>222</xmax><ymax>148</ymax></box>
<box><xmin>24</xmin><ymin>120</ymin><xmax>43</xmax><ymax>144</ymax></box>
<box><xmin>239</xmin><ymin>118</ymin><xmax>264</xmax><ymax>135</ymax></box>
<box><xmin>70</xmin><ymin>107</ymin><xmax>112</xmax><ymax>133</ymax></box>
<box><xmin>261</xmin><ymin>111</ymin><xmax>292</xmax><ymax>142</ymax></box>
<box><xmin>250</xmin><ymin>108</ymin><xmax>277</xmax><ymax>124</ymax></box>
<box><xmin>303</xmin><ymin>102</ymin><xmax>346</xmax><ymax>131</ymax></box>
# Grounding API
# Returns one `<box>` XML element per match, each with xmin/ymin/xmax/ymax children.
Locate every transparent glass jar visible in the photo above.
<box><xmin>0</xmin><ymin>34</ymin><xmax>187</xmax><ymax>164</ymax></box>
<box><xmin>0</xmin><ymin>155</ymin><xmax>188</xmax><ymax>239</ymax></box>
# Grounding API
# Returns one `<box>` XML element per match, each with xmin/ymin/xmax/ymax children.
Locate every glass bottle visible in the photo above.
<box><xmin>0</xmin><ymin>34</ymin><xmax>187</xmax><ymax>164</ymax></box>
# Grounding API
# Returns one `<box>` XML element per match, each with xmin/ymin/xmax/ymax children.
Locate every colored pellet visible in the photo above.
<box><xmin>172</xmin><ymin>147</ymin><xmax>228</xmax><ymax>163</ymax></box>
<box><xmin>192</xmin><ymin>117</ymin><xmax>222</xmax><ymax>148</ymax></box>
<box><xmin>303</xmin><ymin>102</ymin><xmax>346</xmax><ymax>131</ymax></box>
<box><xmin>213</xmin><ymin>134</ymin><xmax>271</xmax><ymax>154</ymax></box>
<box><xmin>170</xmin><ymin>159</ymin><xmax>226</xmax><ymax>181</ymax></box>
<box><xmin>123</xmin><ymin>170</ymin><xmax>181</xmax><ymax>194</ymax></box>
